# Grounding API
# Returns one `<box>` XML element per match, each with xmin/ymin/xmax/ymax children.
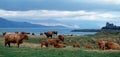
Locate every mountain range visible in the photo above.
<box><xmin>0</xmin><ymin>17</ymin><xmax>66</xmax><ymax>28</ymax></box>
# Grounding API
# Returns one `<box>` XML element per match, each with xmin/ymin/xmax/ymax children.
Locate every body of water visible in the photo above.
<box><xmin>0</xmin><ymin>28</ymin><xmax>97</xmax><ymax>35</ymax></box>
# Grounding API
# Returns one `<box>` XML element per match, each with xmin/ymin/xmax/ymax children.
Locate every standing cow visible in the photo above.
<box><xmin>52</xmin><ymin>31</ymin><xmax>58</xmax><ymax>35</ymax></box>
<box><xmin>44</xmin><ymin>32</ymin><xmax>53</xmax><ymax>38</ymax></box>
<box><xmin>4</xmin><ymin>32</ymin><xmax>29</xmax><ymax>48</ymax></box>
<box><xmin>44</xmin><ymin>31</ymin><xmax>58</xmax><ymax>38</ymax></box>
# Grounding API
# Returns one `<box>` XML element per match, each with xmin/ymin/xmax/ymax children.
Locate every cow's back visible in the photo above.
<box><xmin>5</xmin><ymin>34</ymin><xmax>20</xmax><ymax>41</ymax></box>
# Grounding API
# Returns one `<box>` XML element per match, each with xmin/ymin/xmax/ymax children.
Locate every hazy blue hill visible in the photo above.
<box><xmin>0</xmin><ymin>17</ymin><xmax>66</xmax><ymax>28</ymax></box>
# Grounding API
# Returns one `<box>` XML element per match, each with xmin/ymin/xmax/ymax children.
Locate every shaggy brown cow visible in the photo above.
<box><xmin>5</xmin><ymin>33</ymin><xmax>29</xmax><ymax>48</ymax></box>
<box><xmin>73</xmin><ymin>43</ymin><xmax>80</xmax><ymax>48</ymax></box>
<box><xmin>86</xmin><ymin>44</ymin><xmax>93</xmax><ymax>49</ymax></box>
<box><xmin>44</xmin><ymin>32</ymin><xmax>53</xmax><ymax>38</ymax></box>
<box><xmin>41</xmin><ymin>40</ymin><xmax>49</xmax><ymax>48</ymax></box>
<box><xmin>44</xmin><ymin>31</ymin><xmax>58</xmax><ymax>38</ymax></box>
<box><xmin>41</xmin><ymin>39</ymin><xmax>61</xmax><ymax>48</ymax></box>
<box><xmin>54</xmin><ymin>43</ymin><xmax>66</xmax><ymax>48</ymax></box>
<box><xmin>97</xmin><ymin>41</ymin><xmax>106</xmax><ymax>50</ymax></box>
<box><xmin>105</xmin><ymin>42</ymin><xmax>120</xmax><ymax>50</ymax></box>
<box><xmin>58</xmin><ymin>35</ymin><xmax>64</xmax><ymax>42</ymax></box>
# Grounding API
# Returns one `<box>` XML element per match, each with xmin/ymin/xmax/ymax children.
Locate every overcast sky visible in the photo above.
<box><xmin>0</xmin><ymin>0</ymin><xmax>120</xmax><ymax>29</ymax></box>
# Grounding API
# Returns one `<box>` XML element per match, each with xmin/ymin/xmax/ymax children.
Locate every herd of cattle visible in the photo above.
<box><xmin>2</xmin><ymin>31</ymin><xmax>120</xmax><ymax>50</ymax></box>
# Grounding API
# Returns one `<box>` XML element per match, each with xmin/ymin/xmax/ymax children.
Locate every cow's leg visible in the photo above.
<box><xmin>41</xmin><ymin>44</ymin><xmax>43</xmax><ymax>48</ymax></box>
<box><xmin>47</xmin><ymin>35</ymin><xmax>49</xmax><ymax>38</ymax></box>
<box><xmin>8</xmin><ymin>42</ymin><xmax>11</xmax><ymax>47</ymax></box>
<box><xmin>50</xmin><ymin>35</ymin><xmax>52</xmax><ymax>38</ymax></box>
<box><xmin>17</xmin><ymin>41</ymin><xmax>20</xmax><ymax>48</ymax></box>
<box><xmin>17</xmin><ymin>43</ymin><xmax>20</xmax><ymax>48</ymax></box>
<box><xmin>103</xmin><ymin>46</ymin><xmax>105</xmax><ymax>50</ymax></box>
<box><xmin>45</xmin><ymin>44</ymin><xmax>49</xmax><ymax>48</ymax></box>
<box><xmin>62</xmin><ymin>39</ymin><xmax>64</xmax><ymax>42</ymax></box>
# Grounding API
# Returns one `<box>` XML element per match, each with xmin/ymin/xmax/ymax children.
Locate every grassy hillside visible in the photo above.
<box><xmin>0</xmin><ymin>33</ymin><xmax>120</xmax><ymax>57</ymax></box>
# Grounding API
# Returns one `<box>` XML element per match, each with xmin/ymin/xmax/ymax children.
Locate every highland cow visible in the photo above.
<box><xmin>73</xmin><ymin>43</ymin><xmax>80</xmax><ymax>48</ymax></box>
<box><xmin>4</xmin><ymin>33</ymin><xmax>29</xmax><ymax>48</ymax></box>
<box><xmin>97</xmin><ymin>41</ymin><xmax>106</xmax><ymax>50</ymax></box>
<box><xmin>86</xmin><ymin>44</ymin><xmax>93</xmax><ymax>49</ymax></box>
<box><xmin>54</xmin><ymin>43</ymin><xmax>66</xmax><ymax>48</ymax></box>
<box><xmin>105</xmin><ymin>42</ymin><xmax>120</xmax><ymax>50</ymax></box>
<box><xmin>41</xmin><ymin>39</ymin><xmax>61</xmax><ymax>48</ymax></box>
<box><xmin>58</xmin><ymin>35</ymin><xmax>64</xmax><ymax>42</ymax></box>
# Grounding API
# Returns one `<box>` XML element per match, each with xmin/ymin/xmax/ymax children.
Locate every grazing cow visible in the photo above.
<box><xmin>105</xmin><ymin>42</ymin><xmax>120</xmax><ymax>50</ymax></box>
<box><xmin>54</xmin><ymin>43</ymin><xmax>66</xmax><ymax>48</ymax></box>
<box><xmin>40</xmin><ymin>33</ymin><xmax>43</xmax><ymax>35</ymax></box>
<box><xmin>52</xmin><ymin>31</ymin><xmax>58</xmax><ymax>35</ymax></box>
<box><xmin>97</xmin><ymin>41</ymin><xmax>106</xmax><ymax>50</ymax></box>
<box><xmin>4</xmin><ymin>33</ymin><xmax>29</xmax><ymax>48</ymax></box>
<box><xmin>73</xmin><ymin>43</ymin><xmax>80</xmax><ymax>48</ymax></box>
<box><xmin>44</xmin><ymin>32</ymin><xmax>53</xmax><ymax>38</ymax></box>
<box><xmin>86</xmin><ymin>44</ymin><xmax>93</xmax><ymax>49</ymax></box>
<box><xmin>58</xmin><ymin>35</ymin><xmax>64</xmax><ymax>42</ymax></box>
<box><xmin>41</xmin><ymin>39</ymin><xmax>61</xmax><ymax>48</ymax></box>
<box><xmin>21</xmin><ymin>31</ymin><xmax>30</xmax><ymax>34</ymax></box>
<box><xmin>32</xmin><ymin>32</ymin><xmax>35</xmax><ymax>35</ymax></box>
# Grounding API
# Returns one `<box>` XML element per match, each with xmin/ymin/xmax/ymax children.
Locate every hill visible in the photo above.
<box><xmin>0</xmin><ymin>17</ymin><xmax>66</xmax><ymax>28</ymax></box>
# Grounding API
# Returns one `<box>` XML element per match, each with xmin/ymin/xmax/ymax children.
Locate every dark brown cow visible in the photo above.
<box><xmin>44</xmin><ymin>32</ymin><xmax>53</xmax><ymax>38</ymax></box>
<box><xmin>21</xmin><ymin>31</ymin><xmax>30</xmax><ymax>34</ymax></box>
<box><xmin>73</xmin><ymin>43</ymin><xmax>80</xmax><ymax>48</ymax></box>
<box><xmin>40</xmin><ymin>33</ymin><xmax>43</xmax><ymax>35</ymax></box>
<box><xmin>5</xmin><ymin>33</ymin><xmax>29</xmax><ymax>48</ymax></box>
<box><xmin>52</xmin><ymin>31</ymin><xmax>58</xmax><ymax>35</ymax></box>
<box><xmin>58</xmin><ymin>35</ymin><xmax>64</xmax><ymax>42</ymax></box>
<box><xmin>44</xmin><ymin>31</ymin><xmax>58</xmax><ymax>38</ymax></box>
<box><xmin>32</xmin><ymin>32</ymin><xmax>35</xmax><ymax>35</ymax></box>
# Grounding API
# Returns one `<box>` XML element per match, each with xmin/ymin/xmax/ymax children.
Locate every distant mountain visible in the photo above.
<box><xmin>0</xmin><ymin>17</ymin><xmax>66</xmax><ymax>28</ymax></box>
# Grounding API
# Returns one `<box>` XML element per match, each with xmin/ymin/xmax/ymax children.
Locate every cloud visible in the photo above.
<box><xmin>0</xmin><ymin>9</ymin><xmax>120</xmax><ymax>29</ymax></box>
<box><xmin>0</xmin><ymin>0</ymin><xmax>120</xmax><ymax>11</ymax></box>
<box><xmin>70</xmin><ymin>0</ymin><xmax>120</xmax><ymax>5</ymax></box>
<box><xmin>0</xmin><ymin>9</ymin><xmax>119</xmax><ymax>21</ymax></box>
<box><xmin>31</xmin><ymin>22</ymin><xmax>80</xmax><ymax>29</ymax></box>
<box><xmin>96</xmin><ymin>0</ymin><xmax>120</xmax><ymax>5</ymax></box>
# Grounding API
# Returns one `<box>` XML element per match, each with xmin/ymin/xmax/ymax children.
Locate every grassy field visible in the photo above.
<box><xmin>0</xmin><ymin>33</ymin><xmax>120</xmax><ymax>57</ymax></box>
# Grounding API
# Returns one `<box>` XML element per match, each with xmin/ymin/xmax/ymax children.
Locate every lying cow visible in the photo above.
<box><xmin>41</xmin><ymin>39</ymin><xmax>61</xmax><ymax>48</ymax></box>
<box><xmin>73</xmin><ymin>43</ymin><xmax>80</xmax><ymax>48</ymax></box>
<box><xmin>54</xmin><ymin>43</ymin><xmax>66</xmax><ymax>48</ymax></box>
